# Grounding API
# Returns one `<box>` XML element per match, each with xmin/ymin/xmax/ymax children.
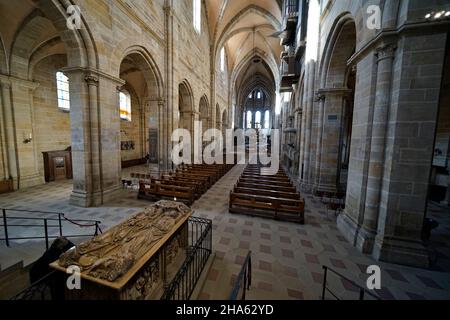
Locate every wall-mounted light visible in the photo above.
<box><xmin>23</xmin><ymin>133</ymin><xmax>33</xmax><ymax>144</ymax></box>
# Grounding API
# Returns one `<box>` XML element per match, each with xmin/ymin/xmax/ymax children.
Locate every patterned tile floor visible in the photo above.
<box><xmin>0</xmin><ymin>164</ymin><xmax>449</xmax><ymax>300</ymax></box>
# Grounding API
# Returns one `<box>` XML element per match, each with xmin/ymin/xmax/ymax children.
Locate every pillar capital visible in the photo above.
<box><xmin>314</xmin><ymin>92</ymin><xmax>325</xmax><ymax>102</ymax></box>
<box><xmin>61</xmin><ymin>66</ymin><xmax>125</xmax><ymax>87</ymax></box>
<box><xmin>376</xmin><ymin>43</ymin><xmax>397</xmax><ymax>62</ymax></box>
<box><xmin>316</xmin><ymin>87</ymin><xmax>353</xmax><ymax>99</ymax></box>
<box><xmin>158</xmin><ymin>99</ymin><xmax>166</xmax><ymax>107</ymax></box>
<box><xmin>85</xmin><ymin>74</ymin><xmax>99</xmax><ymax>87</ymax></box>
<box><xmin>0</xmin><ymin>74</ymin><xmax>39</xmax><ymax>91</ymax></box>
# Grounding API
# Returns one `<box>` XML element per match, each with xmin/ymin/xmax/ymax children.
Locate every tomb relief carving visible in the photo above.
<box><xmin>58</xmin><ymin>201</ymin><xmax>192</xmax><ymax>282</ymax></box>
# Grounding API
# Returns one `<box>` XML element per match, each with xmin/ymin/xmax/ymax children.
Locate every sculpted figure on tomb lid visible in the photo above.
<box><xmin>58</xmin><ymin>201</ymin><xmax>191</xmax><ymax>282</ymax></box>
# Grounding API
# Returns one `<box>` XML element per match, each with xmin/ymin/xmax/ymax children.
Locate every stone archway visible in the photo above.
<box><xmin>118</xmin><ymin>52</ymin><xmax>159</xmax><ymax>170</ymax></box>
<box><xmin>178</xmin><ymin>81</ymin><xmax>194</xmax><ymax>135</ymax></box>
<box><xmin>1</xmin><ymin>3</ymin><xmax>99</xmax><ymax>203</ymax></box>
<box><xmin>199</xmin><ymin>95</ymin><xmax>210</xmax><ymax>133</ymax></box>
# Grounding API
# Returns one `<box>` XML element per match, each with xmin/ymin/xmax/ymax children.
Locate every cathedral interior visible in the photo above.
<box><xmin>0</xmin><ymin>0</ymin><xmax>450</xmax><ymax>301</ymax></box>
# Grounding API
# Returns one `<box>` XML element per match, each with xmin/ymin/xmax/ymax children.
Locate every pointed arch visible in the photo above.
<box><xmin>9</xmin><ymin>1</ymin><xmax>97</xmax><ymax>79</ymax></box>
<box><xmin>118</xmin><ymin>46</ymin><xmax>164</xmax><ymax>99</ymax></box>
<box><xmin>318</xmin><ymin>13</ymin><xmax>356</xmax><ymax>89</ymax></box>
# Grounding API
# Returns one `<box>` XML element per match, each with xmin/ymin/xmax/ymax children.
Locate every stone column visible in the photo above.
<box><xmin>0</xmin><ymin>81</ymin><xmax>7</xmax><ymax>181</ymax></box>
<box><xmin>8</xmin><ymin>78</ymin><xmax>42</xmax><ymax>189</ymax></box>
<box><xmin>301</xmin><ymin>61</ymin><xmax>315</xmax><ymax>189</ymax></box>
<box><xmin>67</xmin><ymin>68</ymin><xmax>124</xmax><ymax>207</ymax></box>
<box><xmin>158</xmin><ymin>99</ymin><xmax>168</xmax><ymax>170</ymax></box>
<box><xmin>358</xmin><ymin>43</ymin><xmax>396</xmax><ymax>251</ymax></box>
<box><xmin>314</xmin><ymin>88</ymin><xmax>352</xmax><ymax>193</ymax></box>
<box><xmin>164</xmin><ymin>2</ymin><xmax>174</xmax><ymax>172</ymax></box>
<box><xmin>372</xmin><ymin>32</ymin><xmax>448</xmax><ymax>268</ymax></box>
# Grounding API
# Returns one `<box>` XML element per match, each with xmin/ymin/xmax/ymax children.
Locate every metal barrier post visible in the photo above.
<box><xmin>322</xmin><ymin>266</ymin><xmax>328</xmax><ymax>300</ymax></box>
<box><xmin>359</xmin><ymin>288</ymin><xmax>365</xmax><ymax>300</ymax></box>
<box><xmin>58</xmin><ymin>214</ymin><xmax>63</xmax><ymax>236</ymax></box>
<box><xmin>44</xmin><ymin>219</ymin><xmax>49</xmax><ymax>250</ymax></box>
<box><xmin>2</xmin><ymin>209</ymin><xmax>9</xmax><ymax>247</ymax></box>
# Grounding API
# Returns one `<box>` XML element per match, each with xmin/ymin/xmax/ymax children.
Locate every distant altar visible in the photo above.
<box><xmin>50</xmin><ymin>200</ymin><xmax>192</xmax><ymax>300</ymax></box>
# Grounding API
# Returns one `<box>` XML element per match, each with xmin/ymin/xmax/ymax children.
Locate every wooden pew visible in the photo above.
<box><xmin>238</xmin><ymin>177</ymin><xmax>293</xmax><ymax>187</ymax></box>
<box><xmin>236</xmin><ymin>182</ymin><xmax>297</xmax><ymax>193</ymax></box>
<box><xmin>240</xmin><ymin>174</ymin><xmax>291</xmax><ymax>182</ymax></box>
<box><xmin>229</xmin><ymin>192</ymin><xmax>305</xmax><ymax>224</ymax></box>
<box><xmin>243</xmin><ymin>170</ymin><xmax>288</xmax><ymax>177</ymax></box>
<box><xmin>138</xmin><ymin>181</ymin><xmax>195</xmax><ymax>205</ymax></box>
<box><xmin>138</xmin><ymin>163</ymin><xmax>235</xmax><ymax>205</ymax></box>
<box><xmin>160</xmin><ymin>178</ymin><xmax>203</xmax><ymax>199</ymax></box>
<box><xmin>233</xmin><ymin>186</ymin><xmax>301</xmax><ymax>200</ymax></box>
<box><xmin>174</xmin><ymin>171</ymin><xmax>214</xmax><ymax>187</ymax></box>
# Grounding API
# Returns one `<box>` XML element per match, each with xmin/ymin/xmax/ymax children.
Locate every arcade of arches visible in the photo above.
<box><xmin>0</xmin><ymin>0</ymin><xmax>450</xmax><ymax>300</ymax></box>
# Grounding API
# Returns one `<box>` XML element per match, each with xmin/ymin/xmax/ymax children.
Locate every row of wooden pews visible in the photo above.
<box><xmin>138</xmin><ymin>163</ymin><xmax>234</xmax><ymax>205</ymax></box>
<box><xmin>229</xmin><ymin>165</ymin><xmax>305</xmax><ymax>224</ymax></box>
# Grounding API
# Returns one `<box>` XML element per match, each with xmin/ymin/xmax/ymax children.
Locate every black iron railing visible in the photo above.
<box><xmin>229</xmin><ymin>251</ymin><xmax>252</xmax><ymax>300</ymax></box>
<box><xmin>9</xmin><ymin>271</ymin><xmax>62</xmax><ymax>300</ymax></box>
<box><xmin>1</xmin><ymin>208</ymin><xmax>102</xmax><ymax>249</ymax></box>
<box><xmin>321</xmin><ymin>265</ymin><xmax>381</xmax><ymax>300</ymax></box>
<box><xmin>162</xmin><ymin>216</ymin><xmax>212</xmax><ymax>300</ymax></box>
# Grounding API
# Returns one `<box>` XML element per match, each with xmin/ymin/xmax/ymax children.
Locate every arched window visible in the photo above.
<box><xmin>248</xmin><ymin>92</ymin><xmax>252</xmax><ymax>99</ymax></box>
<box><xmin>56</xmin><ymin>72</ymin><xmax>70</xmax><ymax>111</ymax></box>
<box><xmin>255</xmin><ymin>111</ymin><xmax>261</xmax><ymax>129</ymax></box>
<box><xmin>220</xmin><ymin>47</ymin><xmax>225</xmax><ymax>72</ymax></box>
<box><xmin>119</xmin><ymin>90</ymin><xmax>131</xmax><ymax>121</ymax></box>
<box><xmin>264</xmin><ymin>110</ymin><xmax>270</xmax><ymax>129</ymax></box>
<box><xmin>257</xmin><ymin>91</ymin><xmax>262</xmax><ymax>99</ymax></box>
<box><xmin>193</xmin><ymin>0</ymin><xmax>201</xmax><ymax>33</ymax></box>
<box><xmin>246</xmin><ymin>111</ymin><xmax>252</xmax><ymax>129</ymax></box>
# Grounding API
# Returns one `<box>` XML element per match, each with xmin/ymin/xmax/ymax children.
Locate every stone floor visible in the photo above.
<box><xmin>0</xmin><ymin>164</ymin><xmax>449</xmax><ymax>300</ymax></box>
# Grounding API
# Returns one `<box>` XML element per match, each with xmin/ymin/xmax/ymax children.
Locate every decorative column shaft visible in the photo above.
<box><xmin>362</xmin><ymin>44</ymin><xmax>397</xmax><ymax>242</ymax></box>
<box><xmin>0</xmin><ymin>79</ymin><xmax>18</xmax><ymax>186</ymax></box>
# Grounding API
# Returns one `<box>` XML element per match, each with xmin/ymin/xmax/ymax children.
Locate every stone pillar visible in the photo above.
<box><xmin>164</xmin><ymin>2</ymin><xmax>174</xmax><ymax>172</ymax></box>
<box><xmin>314</xmin><ymin>87</ymin><xmax>352</xmax><ymax>193</ymax></box>
<box><xmin>157</xmin><ymin>99</ymin><xmax>168</xmax><ymax>170</ymax></box>
<box><xmin>359</xmin><ymin>44</ymin><xmax>397</xmax><ymax>251</ymax></box>
<box><xmin>372</xmin><ymin>32</ymin><xmax>448</xmax><ymax>268</ymax></box>
<box><xmin>337</xmin><ymin>51</ymin><xmax>379</xmax><ymax>255</ymax></box>
<box><xmin>301</xmin><ymin>61</ymin><xmax>315</xmax><ymax>189</ymax></box>
<box><xmin>0</xmin><ymin>81</ymin><xmax>7</xmax><ymax>181</ymax></box>
<box><xmin>210</xmin><ymin>72</ymin><xmax>216</xmax><ymax>131</ymax></box>
<box><xmin>67</xmin><ymin>68</ymin><xmax>124</xmax><ymax>207</ymax></box>
<box><xmin>0</xmin><ymin>78</ymin><xmax>18</xmax><ymax>188</ymax></box>
<box><xmin>9</xmin><ymin>78</ymin><xmax>42</xmax><ymax>189</ymax></box>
